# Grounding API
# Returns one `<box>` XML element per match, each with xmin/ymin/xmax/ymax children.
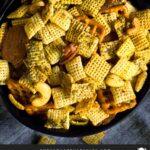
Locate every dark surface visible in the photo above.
<box><xmin>0</xmin><ymin>0</ymin><xmax>150</xmax><ymax>141</ymax></box>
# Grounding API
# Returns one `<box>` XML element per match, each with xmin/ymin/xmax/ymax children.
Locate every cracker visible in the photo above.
<box><xmin>50</xmin><ymin>9</ymin><xmax>72</xmax><ymax>31</ymax></box>
<box><xmin>52</xmin><ymin>87</ymin><xmax>77</xmax><ymax>108</ymax></box>
<box><xmin>84</xmin><ymin>54</ymin><xmax>111</xmax><ymax>85</ymax></box>
<box><xmin>111</xmin><ymin>81</ymin><xmax>136</xmax><ymax>104</ymax></box>
<box><xmin>66</xmin><ymin>56</ymin><xmax>86</xmax><ymax>82</ymax></box>
<box><xmin>45</xmin><ymin>109</ymin><xmax>70</xmax><ymax>129</ymax></box>
<box><xmin>80</xmin><ymin>0</ymin><xmax>105</xmax><ymax>17</ymax></box>
<box><xmin>38</xmin><ymin>135</ymin><xmax>56</xmax><ymax>144</ymax></box>
<box><xmin>38</xmin><ymin>23</ymin><xmax>65</xmax><ymax>45</ymax></box>
<box><xmin>7</xmin><ymin>5</ymin><xmax>28</xmax><ymax>19</ymax></box>
<box><xmin>82</xmin><ymin>132</ymin><xmax>106</xmax><ymax>144</ymax></box>
<box><xmin>0</xmin><ymin>60</ymin><xmax>9</xmax><ymax>85</ymax></box>
<box><xmin>24</xmin><ymin>13</ymin><xmax>44</xmax><ymax>39</ymax></box>
<box><xmin>117</xmin><ymin>37</ymin><xmax>135</xmax><ymax>58</ymax></box>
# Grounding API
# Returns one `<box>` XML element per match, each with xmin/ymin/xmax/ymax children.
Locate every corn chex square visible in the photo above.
<box><xmin>68</xmin><ymin>7</ymin><xmax>84</xmax><ymax>17</ymax></box>
<box><xmin>71</xmin><ymin>83</ymin><xmax>96</xmax><ymax>102</ymax></box>
<box><xmin>111</xmin><ymin>81</ymin><xmax>136</xmax><ymax>104</ymax></box>
<box><xmin>82</xmin><ymin>132</ymin><xmax>106</xmax><ymax>144</ymax></box>
<box><xmin>86</xmin><ymin>104</ymin><xmax>109</xmax><ymax>126</ymax></box>
<box><xmin>134</xmin><ymin>48</ymin><xmax>150</xmax><ymax>63</ymax></box>
<box><xmin>0</xmin><ymin>60</ymin><xmax>9</xmax><ymax>85</ymax></box>
<box><xmin>7</xmin><ymin>5</ymin><xmax>28</xmax><ymax>19</ymax></box>
<box><xmin>38</xmin><ymin>136</ymin><xmax>56</xmax><ymax>145</ymax></box>
<box><xmin>24</xmin><ymin>13</ymin><xmax>44</xmax><ymax>39</ymax></box>
<box><xmin>94</xmin><ymin>13</ymin><xmax>111</xmax><ymax>35</ymax></box>
<box><xmin>131</xmin><ymin>9</ymin><xmax>150</xmax><ymax>30</ymax></box>
<box><xmin>78</xmin><ymin>33</ymin><xmax>99</xmax><ymax>58</ymax></box>
<box><xmin>80</xmin><ymin>0</ymin><xmax>105</xmax><ymax>17</ymax></box>
<box><xmin>61</xmin><ymin>0</ymin><xmax>82</xmax><ymax>4</ymax></box>
<box><xmin>0</xmin><ymin>23</ymin><xmax>7</xmax><ymax>49</ymax></box>
<box><xmin>99</xmin><ymin>40</ymin><xmax>119</xmax><ymax>60</ymax></box>
<box><xmin>38</xmin><ymin>23</ymin><xmax>65</xmax><ymax>45</ymax></box>
<box><xmin>130</xmin><ymin>29</ymin><xmax>149</xmax><ymax>51</ymax></box>
<box><xmin>66</xmin><ymin>56</ymin><xmax>86</xmax><ymax>82</ymax></box>
<box><xmin>50</xmin><ymin>9</ymin><xmax>72</xmax><ymax>31</ymax></box>
<box><xmin>75</xmin><ymin>94</ymin><xmax>96</xmax><ymax>114</ymax></box>
<box><xmin>44</xmin><ymin>42</ymin><xmax>63</xmax><ymax>65</ymax></box>
<box><xmin>12</xmin><ymin>18</ymin><xmax>29</xmax><ymax>26</ymax></box>
<box><xmin>66</xmin><ymin>19</ymin><xmax>90</xmax><ymax>43</ymax></box>
<box><xmin>111</xmin><ymin>58</ymin><xmax>140</xmax><ymax>80</ymax></box>
<box><xmin>84</xmin><ymin>54</ymin><xmax>111</xmax><ymax>85</ymax></box>
<box><xmin>47</xmin><ymin>66</ymin><xmax>61</xmax><ymax>86</ymax></box>
<box><xmin>52</xmin><ymin>87</ymin><xmax>78</xmax><ymax>108</ymax></box>
<box><xmin>45</xmin><ymin>109</ymin><xmax>70</xmax><ymax>129</ymax></box>
<box><xmin>117</xmin><ymin>37</ymin><xmax>135</xmax><ymax>58</ymax></box>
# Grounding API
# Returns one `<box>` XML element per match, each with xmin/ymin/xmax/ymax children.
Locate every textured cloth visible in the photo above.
<box><xmin>0</xmin><ymin>90</ymin><xmax>150</xmax><ymax>144</ymax></box>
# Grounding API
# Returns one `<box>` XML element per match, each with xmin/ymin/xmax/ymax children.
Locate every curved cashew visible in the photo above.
<box><xmin>127</xmin><ymin>17</ymin><xmax>140</xmax><ymax>35</ymax></box>
<box><xmin>30</xmin><ymin>82</ymin><xmax>51</xmax><ymax>107</ymax></box>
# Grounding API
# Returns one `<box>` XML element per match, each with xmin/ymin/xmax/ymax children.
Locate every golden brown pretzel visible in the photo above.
<box><xmin>59</xmin><ymin>43</ymin><xmax>79</xmax><ymax>65</ymax></box>
<box><xmin>97</xmin><ymin>89</ymin><xmax>137</xmax><ymax>115</ymax></box>
<box><xmin>25</xmin><ymin>102</ymin><xmax>55</xmax><ymax>115</ymax></box>
<box><xmin>76</xmin><ymin>16</ymin><xmax>106</xmax><ymax>43</ymax></box>
<box><xmin>7</xmin><ymin>79</ymin><xmax>32</xmax><ymax>105</ymax></box>
<box><xmin>101</xmin><ymin>5</ymin><xmax>129</xmax><ymax>18</ymax></box>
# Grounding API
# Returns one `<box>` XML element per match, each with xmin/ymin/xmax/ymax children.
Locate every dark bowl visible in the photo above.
<box><xmin>0</xmin><ymin>0</ymin><xmax>150</xmax><ymax>137</ymax></box>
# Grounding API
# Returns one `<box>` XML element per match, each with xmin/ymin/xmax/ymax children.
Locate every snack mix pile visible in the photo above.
<box><xmin>0</xmin><ymin>0</ymin><xmax>150</xmax><ymax>130</ymax></box>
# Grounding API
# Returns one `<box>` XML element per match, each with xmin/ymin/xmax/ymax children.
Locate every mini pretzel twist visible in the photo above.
<box><xmin>25</xmin><ymin>102</ymin><xmax>55</xmax><ymax>115</ymax></box>
<box><xmin>76</xmin><ymin>16</ymin><xmax>106</xmax><ymax>43</ymax></box>
<box><xmin>127</xmin><ymin>17</ymin><xmax>140</xmax><ymax>35</ymax></box>
<box><xmin>101</xmin><ymin>5</ymin><xmax>129</xmax><ymax>18</ymax></box>
<box><xmin>97</xmin><ymin>89</ymin><xmax>137</xmax><ymax>115</ymax></box>
<box><xmin>59</xmin><ymin>43</ymin><xmax>79</xmax><ymax>65</ymax></box>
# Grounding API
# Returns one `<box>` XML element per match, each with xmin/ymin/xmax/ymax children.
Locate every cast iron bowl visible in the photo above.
<box><xmin>0</xmin><ymin>0</ymin><xmax>150</xmax><ymax>137</ymax></box>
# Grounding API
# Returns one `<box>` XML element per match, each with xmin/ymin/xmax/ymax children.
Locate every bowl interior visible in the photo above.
<box><xmin>0</xmin><ymin>0</ymin><xmax>150</xmax><ymax>137</ymax></box>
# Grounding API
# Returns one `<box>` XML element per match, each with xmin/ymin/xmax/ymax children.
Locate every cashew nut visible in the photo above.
<box><xmin>127</xmin><ymin>17</ymin><xmax>140</xmax><ymax>35</ymax></box>
<box><xmin>30</xmin><ymin>82</ymin><xmax>51</xmax><ymax>107</ymax></box>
